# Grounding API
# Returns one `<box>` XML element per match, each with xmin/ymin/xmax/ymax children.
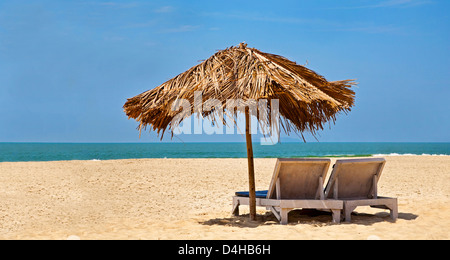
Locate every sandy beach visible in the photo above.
<box><xmin>0</xmin><ymin>156</ymin><xmax>449</xmax><ymax>240</ymax></box>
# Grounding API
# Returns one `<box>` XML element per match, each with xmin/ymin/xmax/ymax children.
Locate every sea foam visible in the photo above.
<box><xmin>372</xmin><ymin>153</ymin><xmax>448</xmax><ymax>157</ymax></box>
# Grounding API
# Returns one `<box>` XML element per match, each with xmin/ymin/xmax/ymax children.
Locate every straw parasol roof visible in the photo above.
<box><xmin>123</xmin><ymin>43</ymin><xmax>356</xmax><ymax>140</ymax></box>
<box><xmin>123</xmin><ymin>43</ymin><xmax>356</xmax><ymax>221</ymax></box>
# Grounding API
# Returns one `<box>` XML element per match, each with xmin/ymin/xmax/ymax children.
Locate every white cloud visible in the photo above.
<box><xmin>373</xmin><ymin>0</ymin><xmax>433</xmax><ymax>8</ymax></box>
<box><xmin>335</xmin><ymin>25</ymin><xmax>401</xmax><ymax>34</ymax></box>
<box><xmin>337</xmin><ymin>0</ymin><xmax>433</xmax><ymax>9</ymax></box>
<box><xmin>120</xmin><ymin>20</ymin><xmax>157</xmax><ymax>29</ymax></box>
<box><xmin>95</xmin><ymin>2</ymin><xmax>140</xmax><ymax>8</ymax></box>
<box><xmin>154</xmin><ymin>6</ymin><xmax>174</xmax><ymax>13</ymax></box>
<box><xmin>203</xmin><ymin>11</ymin><xmax>329</xmax><ymax>26</ymax></box>
<box><xmin>160</xmin><ymin>25</ymin><xmax>199</xmax><ymax>33</ymax></box>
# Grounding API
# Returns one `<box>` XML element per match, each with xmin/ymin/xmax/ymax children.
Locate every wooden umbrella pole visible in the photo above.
<box><xmin>245</xmin><ymin>107</ymin><xmax>257</xmax><ymax>221</ymax></box>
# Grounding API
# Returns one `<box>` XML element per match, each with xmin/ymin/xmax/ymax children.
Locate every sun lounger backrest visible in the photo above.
<box><xmin>267</xmin><ymin>158</ymin><xmax>331</xmax><ymax>200</ymax></box>
<box><xmin>325</xmin><ymin>158</ymin><xmax>386</xmax><ymax>200</ymax></box>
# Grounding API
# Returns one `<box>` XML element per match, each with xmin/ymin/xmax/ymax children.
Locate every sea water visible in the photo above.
<box><xmin>0</xmin><ymin>142</ymin><xmax>448</xmax><ymax>162</ymax></box>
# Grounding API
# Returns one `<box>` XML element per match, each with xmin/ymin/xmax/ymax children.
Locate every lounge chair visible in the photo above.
<box><xmin>232</xmin><ymin>158</ymin><xmax>343</xmax><ymax>224</ymax></box>
<box><xmin>324</xmin><ymin>158</ymin><xmax>398</xmax><ymax>222</ymax></box>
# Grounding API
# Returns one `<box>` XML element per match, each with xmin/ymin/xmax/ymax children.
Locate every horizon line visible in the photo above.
<box><xmin>0</xmin><ymin>141</ymin><xmax>448</xmax><ymax>144</ymax></box>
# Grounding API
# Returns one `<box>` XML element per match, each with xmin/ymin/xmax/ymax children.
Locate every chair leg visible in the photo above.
<box><xmin>370</xmin><ymin>199</ymin><xmax>398</xmax><ymax>221</ymax></box>
<box><xmin>232</xmin><ymin>197</ymin><xmax>240</xmax><ymax>216</ymax></box>
<box><xmin>390</xmin><ymin>206</ymin><xmax>398</xmax><ymax>221</ymax></box>
<box><xmin>331</xmin><ymin>209</ymin><xmax>341</xmax><ymax>223</ymax></box>
<box><xmin>387</xmin><ymin>200</ymin><xmax>398</xmax><ymax>221</ymax></box>
<box><xmin>280</xmin><ymin>208</ymin><xmax>292</xmax><ymax>225</ymax></box>
<box><xmin>269</xmin><ymin>207</ymin><xmax>281</xmax><ymax>222</ymax></box>
<box><xmin>344</xmin><ymin>204</ymin><xmax>357</xmax><ymax>223</ymax></box>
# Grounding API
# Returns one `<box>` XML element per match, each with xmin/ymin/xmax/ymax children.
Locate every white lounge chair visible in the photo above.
<box><xmin>232</xmin><ymin>158</ymin><xmax>343</xmax><ymax>224</ymax></box>
<box><xmin>324</xmin><ymin>158</ymin><xmax>398</xmax><ymax>222</ymax></box>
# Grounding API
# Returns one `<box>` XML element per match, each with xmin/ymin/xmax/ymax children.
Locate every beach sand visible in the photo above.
<box><xmin>0</xmin><ymin>156</ymin><xmax>449</xmax><ymax>240</ymax></box>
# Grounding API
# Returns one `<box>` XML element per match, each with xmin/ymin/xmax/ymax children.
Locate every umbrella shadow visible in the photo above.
<box><xmin>200</xmin><ymin>209</ymin><xmax>343</xmax><ymax>228</ymax></box>
<box><xmin>199</xmin><ymin>209</ymin><xmax>418</xmax><ymax>228</ymax></box>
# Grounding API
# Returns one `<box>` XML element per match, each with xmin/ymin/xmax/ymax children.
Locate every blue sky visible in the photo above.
<box><xmin>0</xmin><ymin>0</ymin><xmax>449</xmax><ymax>143</ymax></box>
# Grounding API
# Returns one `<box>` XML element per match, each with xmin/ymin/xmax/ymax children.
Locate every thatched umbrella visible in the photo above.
<box><xmin>123</xmin><ymin>43</ymin><xmax>356</xmax><ymax>221</ymax></box>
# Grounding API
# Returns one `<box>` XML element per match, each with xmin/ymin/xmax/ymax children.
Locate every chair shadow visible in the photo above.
<box><xmin>199</xmin><ymin>209</ymin><xmax>418</xmax><ymax>228</ymax></box>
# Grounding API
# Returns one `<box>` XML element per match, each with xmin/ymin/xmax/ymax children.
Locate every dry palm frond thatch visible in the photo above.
<box><xmin>123</xmin><ymin>43</ymin><xmax>356</xmax><ymax>139</ymax></box>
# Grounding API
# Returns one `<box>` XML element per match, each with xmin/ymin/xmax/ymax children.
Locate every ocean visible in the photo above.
<box><xmin>0</xmin><ymin>142</ymin><xmax>448</xmax><ymax>162</ymax></box>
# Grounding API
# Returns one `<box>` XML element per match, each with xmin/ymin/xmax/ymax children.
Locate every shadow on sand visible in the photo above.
<box><xmin>199</xmin><ymin>209</ymin><xmax>418</xmax><ymax>228</ymax></box>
